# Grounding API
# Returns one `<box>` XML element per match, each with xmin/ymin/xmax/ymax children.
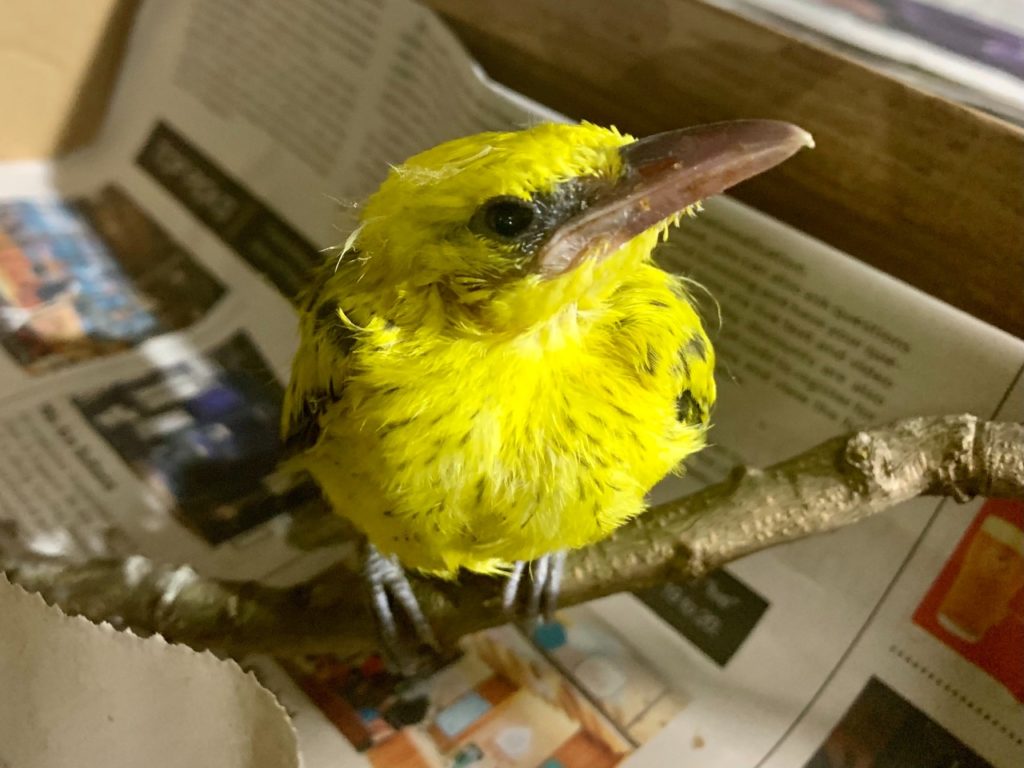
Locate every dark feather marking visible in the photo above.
<box><xmin>650</xmin><ymin>299</ymin><xmax>669</xmax><ymax>308</ymax></box>
<box><xmin>676</xmin><ymin>354</ymin><xmax>691</xmax><ymax>380</ymax></box>
<box><xmin>677</xmin><ymin>389</ymin><xmax>705</xmax><ymax>424</ymax></box>
<box><xmin>475</xmin><ymin>478</ymin><xmax>486</xmax><ymax>506</ymax></box>
<box><xmin>683</xmin><ymin>334</ymin><xmax>708</xmax><ymax>363</ymax></box>
<box><xmin>282</xmin><ymin>413</ymin><xmax>321</xmax><ymax>454</ymax></box>
<box><xmin>565</xmin><ymin>412</ymin><xmax>579</xmax><ymax>433</ymax></box>
<box><xmin>611</xmin><ymin>402</ymin><xmax>637</xmax><ymax>421</ymax></box>
<box><xmin>315</xmin><ymin>301</ymin><xmax>357</xmax><ymax>355</ymax></box>
<box><xmin>459</xmin><ymin>431</ymin><xmax>472</xmax><ymax>447</ymax></box>
<box><xmin>378</xmin><ymin>416</ymin><xmax>414</xmax><ymax>438</ymax></box>
<box><xmin>383</xmin><ymin>509</ymin><xmax>394</xmax><ymax>517</ymax></box>
<box><xmin>283</xmin><ymin>384</ymin><xmax>344</xmax><ymax>455</ymax></box>
<box><xmin>643</xmin><ymin>346</ymin><xmax>658</xmax><ymax>375</ymax></box>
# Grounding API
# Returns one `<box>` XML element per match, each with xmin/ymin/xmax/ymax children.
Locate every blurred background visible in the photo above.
<box><xmin>710</xmin><ymin>0</ymin><xmax>1024</xmax><ymax>124</ymax></box>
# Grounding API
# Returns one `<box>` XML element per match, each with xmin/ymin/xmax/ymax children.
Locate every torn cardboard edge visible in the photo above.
<box><xmin>0</xmin><ymin>574</ymin><xmax>299</xmax><ymax>768</ymax></box>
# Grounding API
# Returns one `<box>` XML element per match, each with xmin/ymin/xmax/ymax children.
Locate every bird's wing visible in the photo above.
<box><xmin>281</xmin><ymin>281</ymin><xmax>357</xmax><ymax>457</ymax></box>
<box><xmin>675</xmin><ymin>327</ymin><xmax>716</xmax><ymax>428</ymax></box>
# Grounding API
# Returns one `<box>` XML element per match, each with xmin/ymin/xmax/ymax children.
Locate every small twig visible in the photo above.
<box><xmin>3</xmin><ymin>415</ymin><xmax>1022</xmax><ymax>661</ymax></box>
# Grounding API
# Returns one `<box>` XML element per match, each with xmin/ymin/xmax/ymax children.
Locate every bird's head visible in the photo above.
<box><xmin>352</xmin><ymin>120</ymin><xmax>811</xmax><ymax>331</ymax></box>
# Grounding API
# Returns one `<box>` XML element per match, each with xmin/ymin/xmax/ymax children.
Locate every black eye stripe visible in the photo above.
<box><xmin>470</xmin><ymin>176</ymin><xmax>606</xmax><ymax>253</ymax></box>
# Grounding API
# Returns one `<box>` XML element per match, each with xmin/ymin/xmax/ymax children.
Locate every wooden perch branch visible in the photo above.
<box><xmin>3</xmin><ymin>414</ymin><xmax>1022</xmax><ymax>662</ymax></box>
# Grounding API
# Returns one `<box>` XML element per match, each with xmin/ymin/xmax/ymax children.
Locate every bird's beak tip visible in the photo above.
<box><xmin>535</xmin><ymin>119</ymin><xmax>813</xmax><ymax>277</ymax></box>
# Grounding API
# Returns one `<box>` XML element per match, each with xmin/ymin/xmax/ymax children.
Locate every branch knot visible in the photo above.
<box><xmin>935</xmin><ymin>414</ymin><xmax>979</xmax><ymax>503</ymax></box>
<box><xmin>843</xmin><ymin>430</ymin><xmax>898</xmax><ymax>495</ymax></box>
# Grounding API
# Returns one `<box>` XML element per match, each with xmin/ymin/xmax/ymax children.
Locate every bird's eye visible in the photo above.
<box><xmin>480</xmin><ymin>197</ymin><xmax>535</xmax><ymax>239</ymax></box>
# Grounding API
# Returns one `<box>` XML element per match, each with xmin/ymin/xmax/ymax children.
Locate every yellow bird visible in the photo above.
<box><xmin>283</xmin><ymin>120</ymin><xmax>811</xmax><ymax>662</ymax></box>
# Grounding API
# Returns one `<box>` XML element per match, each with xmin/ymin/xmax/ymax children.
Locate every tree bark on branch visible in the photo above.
<box><xmin>3</xmin><ymin>414</ymin><xmax>1022</xmax><ymax>663</ymax></box>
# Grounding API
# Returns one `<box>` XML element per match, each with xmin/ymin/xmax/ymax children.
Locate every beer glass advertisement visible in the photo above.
<box><xmin>913</xmin><ymin>499</ymin><xmax>1024</xmax><ymax>701</ymax></box>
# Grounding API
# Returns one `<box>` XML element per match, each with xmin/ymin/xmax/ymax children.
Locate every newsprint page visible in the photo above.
<box><xmin>1</xmin><ymin>1</ymin><xmax>1022</xmax><ymax>766</ymax></box>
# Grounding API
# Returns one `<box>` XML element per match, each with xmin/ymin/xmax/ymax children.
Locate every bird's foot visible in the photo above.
<box><xmin>502</xmin><ymin>550</ymin><xmax>567</xmax><ymax>624</ymax></box>
<box><xmin>364</xmin><ymin>544</ymin><xmax>441</xmax><ymax>675</ymax></box>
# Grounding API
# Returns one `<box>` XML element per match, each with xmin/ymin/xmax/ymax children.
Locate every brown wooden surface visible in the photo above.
<box><xmin>426</xmin><ymin>0</ymin><xmax>1024</xmax><ymax>338</ymax></box>
<box><xmin>0</xmin><ymin>0</ymin><xmax>138</xmax><ymax>159</ymax></box>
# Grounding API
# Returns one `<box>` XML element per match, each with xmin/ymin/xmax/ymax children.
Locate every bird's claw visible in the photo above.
<box><xmin>502</xmin><ymin>550</ymin><xmax>567</xmax><ymax>623</ymax></box>
<box><xmin>364</xmin><ymin>544</ymin><xmax>441</xmax><ymax>675</ymax></box>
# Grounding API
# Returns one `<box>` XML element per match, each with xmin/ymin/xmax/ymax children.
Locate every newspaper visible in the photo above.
<box><xmin>709</xmin><ymin>0</ymin><xmax>1024</xmax><ymax>125</ymax></box>
<box><xmin>1</xmin><ymin>0</ymin><xmax>1022</xmax><ymax>766</ymax></box>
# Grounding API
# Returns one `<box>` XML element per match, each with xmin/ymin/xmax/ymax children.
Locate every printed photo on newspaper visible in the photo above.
<box><xmin>0</xmin><ymin>1</ymin><xmax>1021</xmax><ymax>766</ymax></box>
